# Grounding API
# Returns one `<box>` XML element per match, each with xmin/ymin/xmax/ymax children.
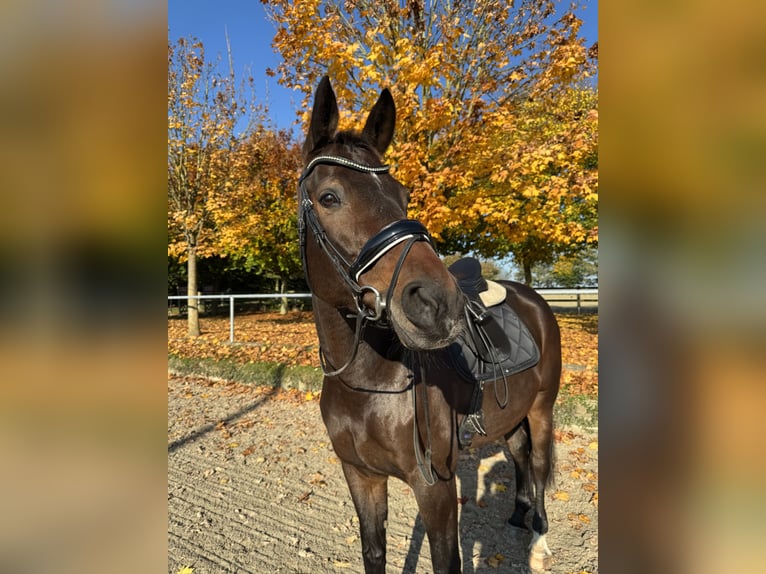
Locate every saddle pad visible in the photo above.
<box><xmin>448</xmin><ymin>302</ymin><xmax>540</xmax><ymax>383</ymax></box>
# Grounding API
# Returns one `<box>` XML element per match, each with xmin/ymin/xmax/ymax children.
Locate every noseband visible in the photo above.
<box><xmin>298</xmin><ymin>154</ymin><xmax>433</xmax><ymax>375</ymax></box>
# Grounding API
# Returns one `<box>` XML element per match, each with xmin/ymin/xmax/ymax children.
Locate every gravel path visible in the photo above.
<box><xmin>168</xmin><ymin>375</ymin><xmax>598</xmax><ymax>573</ymax></box>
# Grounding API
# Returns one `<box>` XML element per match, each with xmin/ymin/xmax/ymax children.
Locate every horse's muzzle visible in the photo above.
<box><xmin>393</xmin><ymin>278</ymin><xmax>464</xmax><ymax>350</ymax></box>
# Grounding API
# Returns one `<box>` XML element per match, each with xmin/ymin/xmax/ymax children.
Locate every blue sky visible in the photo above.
<box><xmin>168</xmin><ymin>0</ymin><xmax>598</xmax><ymax>135</ymax></box>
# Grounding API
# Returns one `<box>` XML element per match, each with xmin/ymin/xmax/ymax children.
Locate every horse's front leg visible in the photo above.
<box><xmin>412</xmin><ymin>475</ymin><xmax>461</xmax><ymax>573</ymax></box>
<box><xmin>341</xmin><ymin>462</ymin><xmax>389</xmax><ymax>574</ymax></box>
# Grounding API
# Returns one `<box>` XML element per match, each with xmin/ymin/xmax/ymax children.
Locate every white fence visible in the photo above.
<box><xmin>168</xmin><ymin>289</ymin><xmax>597</xmax><ymax>344</ymax></box>
<box><xmin>537</xmin><ymin>288</ymin><xmax>599</xmax><ymax>313</ymax></box>
<box><xmin>168</xmin><ymin>293</ymin><xmax>313</xmax><ymax>343</ymax></box>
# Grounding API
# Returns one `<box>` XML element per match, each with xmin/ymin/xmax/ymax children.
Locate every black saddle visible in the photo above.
<box><xmin>447</xmin><ymin>258</ymin><xmax>540</xmax><ymax>383</ymax></box>
<box><xmin>448</xmin><ymin>299</ymin><xmax>541</xmax><ymax>384</ymax></box>
<box><xmin>447</xmin><ymin>258</ymin><xmax>541</xmax><ymax>447</ymax></box>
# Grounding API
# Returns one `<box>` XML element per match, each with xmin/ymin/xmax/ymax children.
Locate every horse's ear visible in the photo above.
<box><xmin>362</xmin><ymin>88</ymin><xmax>396</xmax><ymax>155</ymax></box>
<box><xmin>303</xmin><ymin>76</ymin><xmax>339</xmax><ymax>158</ymax></box>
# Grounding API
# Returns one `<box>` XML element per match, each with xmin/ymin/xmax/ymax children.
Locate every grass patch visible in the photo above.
<box><xmin>168</xmin><ymin>354</ymin><xmax>323</xmax><ymax>392</ymax></box>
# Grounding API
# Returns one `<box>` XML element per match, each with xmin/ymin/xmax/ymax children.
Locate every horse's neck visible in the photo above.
<box><xmin>311</xmin><ymin>296</ymin><xmax>357</xmax><ymax>349</ymax></box>
<box><xmin>312</xmin><ymin>296</ymin><xmax>410</xmax><ymax>386</ymax></box>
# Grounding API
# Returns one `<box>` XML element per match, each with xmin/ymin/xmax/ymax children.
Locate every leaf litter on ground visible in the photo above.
<box><xmin>169</xmin><ymin>310</ymin><xmax>597</xmax><ymax>397</ymax></box>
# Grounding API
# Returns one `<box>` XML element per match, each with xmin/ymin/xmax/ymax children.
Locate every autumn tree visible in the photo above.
<box><xmin>211</xmin><ymin>126</ymin><xmax>304</xmax><ymax>314</ymax></box>
<box><xmin>551</xmin><ymin>246</ymin><xmax>597</xmax><ymax>288</ymax></box>
<box><xmin>264</xmin><ymin>0</ymin><xmax>597</xmax><ymax>282</ymax></box>
<box><xmin>168</xmin><ymin>37</ymin><xmax>251</xmax><ymax>335</ymax></box>
<box><xmin>465</xmin><ymin>85</ymin><xmax>598</xmax><ymax>284</ymax></box>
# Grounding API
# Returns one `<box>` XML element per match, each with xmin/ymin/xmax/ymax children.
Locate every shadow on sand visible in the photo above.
<box><xmin>401</xmin><ymin>442</ymin><xmax>536</xmax><ymax>573</ymax></box>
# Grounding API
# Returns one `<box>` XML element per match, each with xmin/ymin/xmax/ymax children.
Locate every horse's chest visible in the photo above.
<box><xmin>320</xmin><ymin>391</ymin><xmax>412</xmax><ymax>472</ymax></box>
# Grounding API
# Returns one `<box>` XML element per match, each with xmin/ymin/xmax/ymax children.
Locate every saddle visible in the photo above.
<box><xmin>447</xmin><ymin>258</ymin><xmax>540</xmax><ymax>447</ymax></box>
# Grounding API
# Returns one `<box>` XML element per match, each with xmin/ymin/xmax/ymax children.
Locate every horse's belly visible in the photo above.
<box><xmin>460</xmin><ymin>373</ymin><xmax>541</xmax><ymax>445</ymax></box>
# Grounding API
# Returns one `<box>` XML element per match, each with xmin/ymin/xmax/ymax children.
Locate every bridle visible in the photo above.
<box><xmin>298</xmin><ymin>154</ymin><xmax>433</xmax><ymax>376</ymax></box>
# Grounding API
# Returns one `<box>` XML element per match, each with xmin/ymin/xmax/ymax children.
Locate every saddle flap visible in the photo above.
<box><xmin>465</xmin><ymin>299</ymin><xmax>513</xmax><ymax>362</ymax></box>
<box><xmin>449</xmin><ymin>300</ymin><xmax>540</xmax><ymax>384</ymax></box>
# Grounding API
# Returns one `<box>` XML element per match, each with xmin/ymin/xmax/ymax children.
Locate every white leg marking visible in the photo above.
<box><xmin>529</xmin><ymin>532</ymin><xmax>553</xmax><ymax>571</ymax></box>
<box><xmin>529</xmin><ymin>532</ymin><xmax>552</xmax><ymax>556</ymax></box>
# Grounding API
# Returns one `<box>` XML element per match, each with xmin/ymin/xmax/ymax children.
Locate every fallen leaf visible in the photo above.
<box><xmin>309</xmin><ymin>472</ymin><xmax>326</xmax><ymax>486</ymax></box>
<box><xmin>176</xmin><ymin>568</ymin><xmax>194</xmax><ymax>574</ymax></box>
<box><xmin>297</xmin><ymin>490</ymin><xmax>312</xmax><ymax>502</ymax></box>
<box><xmin>554</xmin><ymin>429</ymin><xmax>575</xmax><ymax>443</ymax></box>
<box><xmin>553</xmin><ymin>491</ymin><xmax>570</xmax><ymax>501</ymax></box>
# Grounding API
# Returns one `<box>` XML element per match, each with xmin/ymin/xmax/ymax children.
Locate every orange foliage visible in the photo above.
<box><xmin>558</xmin><ymin>314</ymin><xmax>598</xmax><ymax>396</ymax></box>
<box><xmin>168</xmin><ymin>37</ymin><xmax>248</xmax><ymax>260</ymax></box>
<box><xmin>263</xmin><ymin>0</ymin><xmax>598</xmax><ymax>262</ymax></box>
<box><xmin>168</xmin><ymin>311</ymin><xmax>319</xmax><ymax>367</ymax></box>
<box><xmin>210</xmin><ymin>128</ymin><xmax>304</xmax><ymax>279</ymax></box>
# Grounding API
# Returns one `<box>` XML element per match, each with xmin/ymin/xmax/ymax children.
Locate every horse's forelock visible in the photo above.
<box><xmin>314</xmin><ymin>131</ymin><xmax>382</xmax><ymax>165</ymax></box>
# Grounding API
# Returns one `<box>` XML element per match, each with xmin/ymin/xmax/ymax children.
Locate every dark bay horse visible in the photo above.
<box><xmin>299</xmin><ymin>76</ymin><xmax>561</xmax><ymax>573</ymax></box>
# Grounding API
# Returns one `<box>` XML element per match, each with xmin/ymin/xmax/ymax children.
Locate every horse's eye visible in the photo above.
<box><xmin>318</xmin><ymin>191</ymin><xmax>340</xmax><ymax>208</ymax></box>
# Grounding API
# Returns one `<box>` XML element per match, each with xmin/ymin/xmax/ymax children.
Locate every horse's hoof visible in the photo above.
<box><xmin>529</xmin><ymin>550</ymin><xmax>552</xmax><ymax>571</ymax></box>
<box><xmin>528</xmin><ymin>532</ymin><xmax>552</xmax><ymax>571</ymax></box>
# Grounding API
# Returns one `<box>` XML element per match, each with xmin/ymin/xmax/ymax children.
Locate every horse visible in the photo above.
<box><xmin>298</xmin><ymin>76</ymin><xmax>562</xmax><ymax>573</ymax></box>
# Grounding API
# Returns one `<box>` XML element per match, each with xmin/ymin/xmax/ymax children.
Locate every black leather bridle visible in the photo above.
<box><xmin>298</xmin><ymin>155</ymin><xmax>433</xmax><ymax>375</ymax></box>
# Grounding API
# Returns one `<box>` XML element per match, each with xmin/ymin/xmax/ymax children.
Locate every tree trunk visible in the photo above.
<box><xmin>187</xmin><ymin>244</ymin><xmax>201</xmax><ymax>336</ymax></box>
<box><xmin>523</xmin><ymin>260</ymin><xmax>533</xmax><ymax>286</ymax></box>
<box><xmin>276</xmin><ymin>277</ymin><xmax>288</xmax><ymax>315</ymax></box>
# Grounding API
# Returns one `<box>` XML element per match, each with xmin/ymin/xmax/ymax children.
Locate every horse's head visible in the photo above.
<box><xmin>299</xmin><ymin>76</ymin><xmax>463</xmax><ymax>351</ymax></box>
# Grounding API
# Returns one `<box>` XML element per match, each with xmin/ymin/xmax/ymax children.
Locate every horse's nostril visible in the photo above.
<box><xmin>401</xmin><ymin>281</ymin><xmax>442</xmax><ymax>327</ymax></box>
